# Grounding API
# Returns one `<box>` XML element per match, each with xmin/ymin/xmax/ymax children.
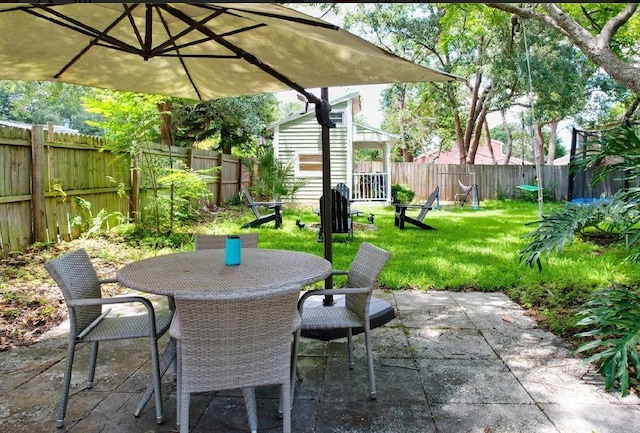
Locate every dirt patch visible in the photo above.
<box><xmin>0</xmin><ymin>238</ymin><xmax>137</xmax><ymax>351</ymax></box>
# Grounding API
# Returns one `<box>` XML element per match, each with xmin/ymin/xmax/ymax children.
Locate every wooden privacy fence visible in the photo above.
<box><xmin>355</xmin><ymin>161</ymin><xmax>623</xmax><ymax>202</ymax></box>
<box><xmin>0</xmin><ymin>125</ymin><xmax>249</xmax><ymax>258</ymax></box>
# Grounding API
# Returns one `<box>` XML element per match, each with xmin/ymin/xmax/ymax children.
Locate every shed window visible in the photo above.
<box><xmin>329</xmin><ymin>111</ymin><xmax>344</xmax><ymax>126</ymax></box>
<box><xmin>298</xmin><ymin>154</ymin><xmax>323</xmax><ymax>172</ymax></box>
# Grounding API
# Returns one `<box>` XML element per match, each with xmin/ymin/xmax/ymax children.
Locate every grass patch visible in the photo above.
<box><xmin>2</xmin><ymin>199</ymin><xmax>639</xmax><ymax>349</ymax></box>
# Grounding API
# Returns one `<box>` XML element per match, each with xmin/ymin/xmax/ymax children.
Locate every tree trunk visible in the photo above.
<box><xmin>501</xmin><ymin>110</ymin><xmax>514</xmax><ymax>165</ymax></box>
<box><xmin>484</xmin><ymin>119</ymin><xmax>497</xmax><ymax>164</ymax></box>
<box><xmin>547</xmin><ymin>120</ymin><xmax>559</xmax><ymax>164</ymax></box>
<box><xmin>454</xmin><ymin>112</ymin><xmax>466</xmax><ymax>164</ymax></box>
<box><xmin>467</xmin><ymin>104</ymin><xmax>488</xmax><ymax>164</ymax></box>
<box><xmin>534</xmin><ymin>124</ymin><xmax>545</xmax><ymax>166</ymax></box>
<box><xmin>157</xmin><ymin>101</ymin><xmax>174</xmax><ymax>146</ymax></box>
<box><xmin>398</xmin><ymin>89</ymin><xmax>411</xmax><ymax>162</ymax></box>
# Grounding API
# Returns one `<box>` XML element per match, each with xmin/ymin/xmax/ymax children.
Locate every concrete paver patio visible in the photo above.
<box><xmin>1</xmin><ymin>290</ymin><xmax>639</xmax><ymax>432</ymax></box>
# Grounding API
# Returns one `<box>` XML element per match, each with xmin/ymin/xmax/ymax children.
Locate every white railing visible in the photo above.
<box><xmin>352</xmin><ymin>172</ymin><xmax>388</xmax><ymax>201</ymax></box>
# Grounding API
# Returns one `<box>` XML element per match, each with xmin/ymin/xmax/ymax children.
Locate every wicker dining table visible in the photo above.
<box><xmin>117</xmin><ymin>248</ymin><xmax>332</xmax><ymax>418</ymax></box>
<box><xmin>118</xmin><ymin>248</ymin><xmax>332</xmax><ymax>296</ymax></box>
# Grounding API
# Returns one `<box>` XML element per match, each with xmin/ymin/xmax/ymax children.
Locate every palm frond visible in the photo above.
<box><xmin>575</xmin><ymin>288</ymin><xmax>640</xmax><ymax>396</ymax></box>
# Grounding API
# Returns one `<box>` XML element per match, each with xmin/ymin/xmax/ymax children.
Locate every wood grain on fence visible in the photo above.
<box><xmin>0</xmin><ymin>126</ymin><xmax>246</xmax><ymax>257</ymax></box>
<box><xmin>355</xmin><ymin>162</ymin><xmax>575</xmax><ymax>202</ymax></box>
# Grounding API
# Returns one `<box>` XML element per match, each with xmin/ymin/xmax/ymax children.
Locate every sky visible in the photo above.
<box><xmin>275</xmin><ymin>4</ymin><xmax>574</xmax><ymax>151</ymax></box>
<box><xmin>277</xmin><ymin>84</ymin><xmax>386</xmax><ymax>128</ymax></box>
<box><xmin>275</xmin><ymin>5</ymin><xmax>387</xmax><ymax>128</ymax></box>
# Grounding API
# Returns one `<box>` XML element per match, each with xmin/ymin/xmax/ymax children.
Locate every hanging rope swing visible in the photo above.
<box><xmin>520</xmin><ymin>18</ymin><xmax>545</xmax><ymax>218</ymax></box>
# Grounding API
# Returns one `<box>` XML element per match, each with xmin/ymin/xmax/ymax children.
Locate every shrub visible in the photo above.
<box><xmin>391</xmin><ymin>184</ymin><xmax>415</xmax><ymax>204</ymax></box>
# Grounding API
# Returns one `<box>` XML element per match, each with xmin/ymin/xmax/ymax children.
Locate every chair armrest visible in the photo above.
<box><xmin>298</xmin><ymin>287</ymin><xmax>371</xmax><ymax>314</ymax></box>
<box><xmin>68</xmin><ymin>296</ymin><xmax>166</xmax><ymax>340</ymax></box>
<box><xmin>99</xmin><ymin>277</ymin><xmax>118</xmax><ymax>284</ymax></box>
<box><xmin>253</xmin><ymin>201</ymin><xmax>283</xmax><ymax>207</ymax></box>
<box><xmin>67</xmin><ymin>295</ymin><xmax>156</xmax><ymax>316</ymax></box>
<box><xmin>395</xmin><ymin>204</ymin><xmax>426</xmax><ymax>209</ymax></box>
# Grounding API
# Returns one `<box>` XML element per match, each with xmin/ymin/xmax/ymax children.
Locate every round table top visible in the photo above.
<box><xmin>117</xmin><ymin>249</ymin><xmax>332</xmax><ymax>296</ymax></box>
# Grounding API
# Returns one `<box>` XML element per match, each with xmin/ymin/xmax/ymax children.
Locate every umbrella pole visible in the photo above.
<box><xmin>320</xmin><ymin>87</ymin><xmax>334</xmax><ymax>305</ymax></box>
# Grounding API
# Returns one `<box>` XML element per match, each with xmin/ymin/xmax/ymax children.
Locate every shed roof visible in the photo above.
<box><xmin>269</xmin><ymin>92</ymin><xmax>361</xmax><ymax>129</ymax></box>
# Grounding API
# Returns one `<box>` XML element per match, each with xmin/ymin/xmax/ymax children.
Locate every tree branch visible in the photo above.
<box><xmin>599</xmin><ymin>3</ymin><xmax>638</xmax><ymax>46</ymax></box>
<box><xmin>486</xmin><ymin>3</ymin><xmax>571</xmax><ymax>39</ymax></box>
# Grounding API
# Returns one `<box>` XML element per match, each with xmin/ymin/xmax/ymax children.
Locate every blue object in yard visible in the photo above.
<box><xmin>571</xmin><ymin>197</ymin><xmax>611</xmax><ymax>206</ymax></box>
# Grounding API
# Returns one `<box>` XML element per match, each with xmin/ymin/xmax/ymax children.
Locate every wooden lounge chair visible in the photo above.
<box><xmin>335</xmin><ymin>182</ymin><xmax>363</xmax><ymax>217</ymax></box>
<box><xmin>317</xmin><ymin>188</ymin><xmax>353</xmax><ymax>242</ymax></box>
<box><xmin>394</xmin><ymin>186</ymin><xmax>439</xmax><ymax>230</ymax></box>
<box><xmin>241</xmin><ymin>187</ymin><xmax>283</xmax><ymax>229</ymax></box>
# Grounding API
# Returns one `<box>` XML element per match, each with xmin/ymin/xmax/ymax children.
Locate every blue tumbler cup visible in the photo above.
<box><xmin>225</xmin><ymin>235</ymin><xmax>242</xmax><ymax>266</ymax></box>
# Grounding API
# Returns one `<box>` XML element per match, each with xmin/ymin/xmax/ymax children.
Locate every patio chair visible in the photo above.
<box><xmin>295</xmin><ymin>242</ymin><xmax>391</xmax><ymax>399</ymax></box>
<box><xmin>335</xmin><ymin>182</ymin><xmax>363</xmax><ymax>217</ymax></box>
<box><xmin>44</xmin><ymin>249</ymin><xmax>173</xmax><ymax>428</ymax></box>
<box><xmin>394</xmin><ymin>186</ymin><xmax>439</xmax><ymax>230</ymax></box>
<box><xmin>317</xmin><ymin>188</ymin><xmax>353</xmax><ymax>242</ymax></box>
<box><xmin>194</xmin><ymin>233</ymin><xmax>258</xmax><ymax>250</ymax></box>
<box><xmin>456</xmin><ymin>179</ymin><xmax>473</xmax><ymax>206</ymax></box>
<box><xmin>171</xmin><ymin>284</ymin><xmax>302</xmax><ymax>433</ymax></box>
<box><xmin>241</xmin><ymin>187</ymin><xmax>283</xmax><ymax>229</ymax></box>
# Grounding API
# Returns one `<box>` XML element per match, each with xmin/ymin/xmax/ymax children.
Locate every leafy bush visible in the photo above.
<box><xmin>391</xmin><ymin>184</ymin><xmax>415</xmax><ymax>203</ymax></box>
<box><xmin>142</xmin><ymin>161</ymin><xmax>215</xmax><ymax>232</ymax></box>
<box><xmin>520</xmin><ymin>124</ymin><xmax>640</xmax><ymax>395</ymax></box>
<box><xmin>243</xmin><ymin>145</ymin><xmax>307</xmax><ymax>201</ymax></box>
<box><xmin>575</xmin><ymin>287</ymin><xmax>640</xmax><ymax>396</ymax></box>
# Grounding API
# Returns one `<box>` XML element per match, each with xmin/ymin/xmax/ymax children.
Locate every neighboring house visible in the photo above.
<box><xmin>0</xmin><ymin>119</ymin><xmax>79</xmax><ymax>134</ymax></box>
<box><xmin>553</xmin><ymin>154</ymin><xmax>570</xmax><ymax>165</ymax></box>
<box><xmin>415</xmin><ymin>139</ymin><xmax>533</xmax><ymax>165</ymax></box>
<box><xmin>269</xmin><ymin>92</ymin><xmax>398</xmax><ymax>204</ymax></box>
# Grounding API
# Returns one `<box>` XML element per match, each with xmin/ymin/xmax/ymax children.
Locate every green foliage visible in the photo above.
<box><xmin>0</xmin><ymin>80</ymin><xmax>103</xmax><ymax>135</ymax></box>
<box><xmin>575</xmin><ymin>288</ymin><xmax>640</xmax><ymax>396</ymax></box>
<box><xmin>521</xmin><ymin>125</ymin><xmax>640</xmax><ymax>269</ymax></box>
<box><xmin>520</xmin><ymin>199</ymin><xmax>632</xmax><ymax>271</ymax></box>
<box><xmin>391</xmin><ymin>184</ymin><xmax>415</xmax><ymax>204</ymax></box>
<box><xmin>244</xmin><ymin>145</ymin><xmax>307</xmax><ymax>200</ymax></box>
<box><xmin>172</xmin><ymin>94</ymin><xmax>278</xmax><ymax>153</ymax></box>
<box><xmin>72</xmin><ymin>196</ymin><xmax>127</xmax><ymax>239</ymax></box>
<box><xmin>520</xmin><ymin>124</ymin><xmax>640</xmax><ymax>395</ymax></box>
<box><xmin>83</xmin><ymin>90</ymin><xmax>165</xmax><ymax>155</ymax></box>
<box><xmin>142</xmin><ymin>161</ymin><xmax>214</xmax><ymax>232</ymax></box>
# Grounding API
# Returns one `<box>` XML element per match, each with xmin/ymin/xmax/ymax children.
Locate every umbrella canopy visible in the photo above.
<box><xmin>0</xmin><ymin>2</ymin><xmax>460</xmax><ymax>297</ymax></box>
<box><xmin>0</xmin><ymin>3</ymin><xmax>458</xmax><ymax>101</ymax></box>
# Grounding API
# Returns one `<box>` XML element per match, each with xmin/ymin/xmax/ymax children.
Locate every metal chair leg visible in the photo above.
<box><xmin>56</xmin><ymin>341</ymin><xmax>76</xmax><ymax>428</ymax></box>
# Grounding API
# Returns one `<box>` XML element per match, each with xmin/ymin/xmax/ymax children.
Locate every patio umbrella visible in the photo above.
<box><xmin>0</xmin><ymin>2</ymin><xmax>459</xmax><ymax>290</ymax></box>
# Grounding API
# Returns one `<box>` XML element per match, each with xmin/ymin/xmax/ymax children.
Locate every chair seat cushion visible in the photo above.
<box><xmin>82</xmin><ymin>309</ymin><xmax>173</xmax><ymax>342</ymax></box>
<box><xmin>301</xmin><ymin>305</ymin><xmax>362</xmax><ymax>330</ymax></box>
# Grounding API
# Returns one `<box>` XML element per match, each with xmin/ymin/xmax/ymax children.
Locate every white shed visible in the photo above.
<box><xmin>269</xmin><ymin>92</ymin><xmax>397</xmax><ymax>205</ymax></box>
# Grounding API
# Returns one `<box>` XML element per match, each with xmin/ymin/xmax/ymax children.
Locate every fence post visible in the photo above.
<box><xmin>237</xmin><ymin>157</ymin><xmax>244</xmax><ymax>197</ymax></box>
<box><xmin>216</xmin><ymin>151</ymin><xmax>223</xmax><ymax>207</ymax></box>
<box><xmin>130</xmin><ymin>154</ymin><xmax>140</xmax><ymax>224</ymax></box>
<box><xmin>31</xmin><ymin>125</ymin><xmax>47</xmax><ymax>243</ymax></box>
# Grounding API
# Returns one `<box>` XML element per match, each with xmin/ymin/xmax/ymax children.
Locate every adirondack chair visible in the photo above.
<box><xmin>317</xmin><ymin>189</ymin><xmax>353</xmax><ymax>242</ymax></box>
<box><xmin>241</xmin><ymin>187</ymin><xmax>283</xmax><ymax>229</ymax></box>
<box><xmin>394</xmin><ymin>186</ymin><xmax>439</xmax><ymax>230</ymax></box>
<box><xmin>335</xmin><ymin>183</ymin><xmax>363</xmax><ymax>217</ymax></box>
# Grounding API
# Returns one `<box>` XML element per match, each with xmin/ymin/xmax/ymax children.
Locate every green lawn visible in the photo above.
<box><xmin>200</xmin><ymin>199</ymin><xmax>640</xmax><ymax>339</ymax></box>
<box><xmin>5</xmin><ymin>199</ymin><xmax>637</xmax><ymax>349</ymax></box>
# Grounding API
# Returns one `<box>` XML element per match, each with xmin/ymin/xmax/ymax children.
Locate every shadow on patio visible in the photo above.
<box><xmin>1</xmin><ymin>290</ymin><xmax>638</xmax><ymax>433</ymax></box>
